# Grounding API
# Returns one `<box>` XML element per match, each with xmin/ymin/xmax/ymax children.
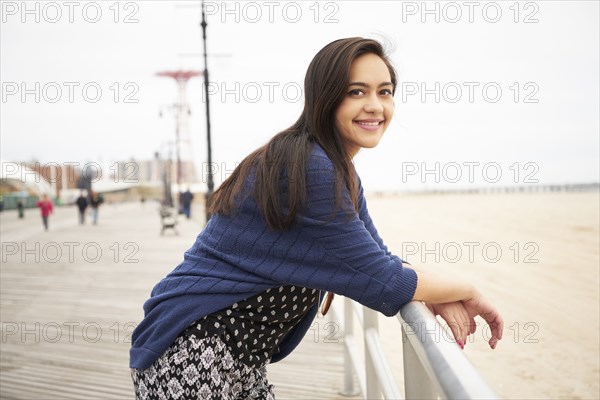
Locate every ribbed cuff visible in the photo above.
<box><xmin>381</xmin><ymin>263</ymin><xmax>418</xmax><ymax>316</ymax></box>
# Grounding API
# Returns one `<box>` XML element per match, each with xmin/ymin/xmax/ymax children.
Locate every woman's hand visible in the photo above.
<box><xmin>426</xmin><ymin>301</ymin><xmax>475</xmax><ymax>349</ymax></box>
<box><xmin>462</xmin><ymin>294</ymin><xmax>504</xmax><ymax>349</ymax></box>
<box><xmin>412</xmin><ymin>270</ymin><xmax>504</xmax><ymax>349</ymax></box>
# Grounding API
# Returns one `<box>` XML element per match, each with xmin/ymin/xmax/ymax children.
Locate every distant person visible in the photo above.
<box><xmin>17</xmin><ymin>200</ymin><xmax>24</xmax><ymax>219</ymax></box>
<box><xmin>76</xmin><ymin>191</ymin><xmax>88</xmax><ymax>224</ymax></box>
<box><xmin>36</xmin><ymin>194</ymin><xmax>53</xmax><ymax>231</ymax></box>
<box><xmin>130</xmin><ymin>38</ymin><xmax>503</xmax><ymax>398</ymax></box>
<box><xmin>180</xmin><ymin>188</ymin><xmax>194</xmax><ymax>219</ymax></box>
<box><xmin>89</xmin><ymin>192</ymin><xmax>104</xmax><ymax>225</ymax></box>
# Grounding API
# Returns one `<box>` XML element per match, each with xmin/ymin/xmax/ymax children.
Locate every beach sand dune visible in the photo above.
<box><xmin>365</xmin><ymin>191</ymin><xmax>599</xmax><ymax>399</ymax></box>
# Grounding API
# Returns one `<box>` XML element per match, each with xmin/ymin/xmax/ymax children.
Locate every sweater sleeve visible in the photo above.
<box><xmin>357</xmin><ymin>177</ymin><xmax>409</xmax><ymax>265</ymax></box>
<box><xmin>289</xmin><ymin>151</ymin><xmax>418</xmax><ymax>316</ymax></box>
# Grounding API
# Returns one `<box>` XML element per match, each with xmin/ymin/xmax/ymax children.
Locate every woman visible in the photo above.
<box><xmin>130</xmin><ymin>37</ymin><xmax>503</xmax><ymax>399</ymax></box>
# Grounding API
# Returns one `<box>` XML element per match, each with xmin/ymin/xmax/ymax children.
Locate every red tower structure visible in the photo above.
<box><xmin>156</xmin><ymin>70</ymin><xmax>202</xmax><ymax>191</ymax></box>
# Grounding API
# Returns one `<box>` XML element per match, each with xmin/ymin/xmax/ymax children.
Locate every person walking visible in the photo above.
<box><xmin>180</xmin><ymin>188</ymin><xmax>194</xmax><ymax>219</ymax></box>
<box><xmin>17</xmin><ymin>200</ymin><xmax>25</xmax><ymax>219</ymax></box>
<box><xmin>36</xmin><ymin>194</ymin><xmax>53</xmax><ymax>231</ymax></box>
<box><xmin>76</xmin><ymin>191</ymin><xmax>88</xmax><ymax>225</ymax></box>
<box><xmin>89</xmin><ymin>192</ymin><xmax>103</xmax><ymax>225</ymax></box>
<box><xmin>130</xmin><ymin>38</ymin><xmax>503</xmax><ymax>399</ymax></box>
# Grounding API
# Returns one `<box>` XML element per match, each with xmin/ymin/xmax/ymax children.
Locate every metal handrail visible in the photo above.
<box><xmin>398</xmin><ymin>301</ymin><xmax>498</xmax><ymax>399</ymax></box>
<box><xmin>335</xmin><ymin>298</ymin><xmax>498</xmax><ymax>400</ymax></box>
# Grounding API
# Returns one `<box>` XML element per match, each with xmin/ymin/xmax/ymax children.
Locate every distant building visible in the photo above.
<box><xmin>111</xmin><ymin>158</ymin><xmax>198</xmax><ymax>186</ymax></box>
<box><xmin>1</xmin><ymin>160</ymin><xmax>82</xmax><ymax>198</ymax></box>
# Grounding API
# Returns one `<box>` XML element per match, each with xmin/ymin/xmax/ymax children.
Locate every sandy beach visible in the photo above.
<box><xmin>362</xmin><ymin>191</ymin><xmax>599</xmax><ymax>399</ymax></box>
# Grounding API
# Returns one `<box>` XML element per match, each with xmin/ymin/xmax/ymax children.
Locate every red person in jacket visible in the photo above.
<box><xmin>36</xmin><ymin>194</ymin><xmax>54</xmax><ymax>231</ymax></box>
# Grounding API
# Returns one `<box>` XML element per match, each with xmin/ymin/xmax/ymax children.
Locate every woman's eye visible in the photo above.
<box><xmin>349</xmin><ymin>89</ymin><xmax>364</xmax><ymax>96</ymax></box>
<box><xmin>380</xmin><ymin>88</ymin><xmax>393</xmax><ymax>96</ymax></box>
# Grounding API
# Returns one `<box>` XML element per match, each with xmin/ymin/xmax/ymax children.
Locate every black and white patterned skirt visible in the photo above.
<box><xmin>131</xmin><ymin>334</ymin><xmax>275</xmax><ymax>400</ymax></box>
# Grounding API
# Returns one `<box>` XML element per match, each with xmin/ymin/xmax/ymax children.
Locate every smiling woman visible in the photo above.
<box><xmin>129</xmin><ymin>37</ymin><xmax>503</xmax><ymax>399</ymax></box>
<box><xmin>335</xmin><ymin>53</ymin><xmax>395</xmax><ymax>157</ymax></box>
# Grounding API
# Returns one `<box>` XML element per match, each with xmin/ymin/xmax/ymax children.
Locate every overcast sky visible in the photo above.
<box><xmin>1</xmin><ymin>0</ymin><xmax>598</xmax><ymax>191</ymax></box>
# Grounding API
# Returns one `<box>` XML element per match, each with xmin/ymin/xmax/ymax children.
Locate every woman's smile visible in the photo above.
<box><xmin>353</xmin><ymin>118</ymin><xmax>385</xmax><ymax>131</ymax></box>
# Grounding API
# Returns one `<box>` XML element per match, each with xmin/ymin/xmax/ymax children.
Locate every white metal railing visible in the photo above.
<box><xmin>331</xmin><ymin>298</ymin><xmax>498</xmax><ymax>399</ymax></box>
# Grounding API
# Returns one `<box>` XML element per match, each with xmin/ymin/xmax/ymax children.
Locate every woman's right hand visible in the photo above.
<box><xmin>462</xmin><ymin>293</ymin><xmax>504</xmax><ymax>349</ymax></box>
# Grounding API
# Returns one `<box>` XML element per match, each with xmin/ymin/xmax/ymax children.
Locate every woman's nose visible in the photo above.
<box><xmin>364</xmin><ymin>99</ymin><xmax>384</xmax><ymax>114</ymax></box>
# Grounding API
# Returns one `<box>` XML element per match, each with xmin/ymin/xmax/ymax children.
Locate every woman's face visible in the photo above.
<box><xmin>334</xmin><ymin>53</ymin><xmax>394</xmax><ymax>158</ymax></box>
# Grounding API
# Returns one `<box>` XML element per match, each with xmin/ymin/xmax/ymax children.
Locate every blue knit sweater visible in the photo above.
<box><xmin>129</xmin><ymin>143</ymin><xmax>418</xmax><ymax>369</ymax></box>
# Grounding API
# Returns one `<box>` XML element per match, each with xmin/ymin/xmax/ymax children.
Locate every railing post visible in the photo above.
<box><xmin>340</xmin><ymin>297</ymin><xmax>357</xmax><ymax>396</ymax></box>
<box><xmin>402</xmin><ymin>327</ymin><xmax>438</xmax><ymax>399</ymax></box>
<box><xmin>364</xmin><ymin>307</ymin><xmax>381</xmax><ymax>399</ymax></box>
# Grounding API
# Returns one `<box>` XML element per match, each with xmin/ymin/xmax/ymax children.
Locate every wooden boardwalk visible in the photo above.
<box><xmin>0</xmin><ymin>202</ymin><xmax>360</xmax><ymax>399</ymax></box>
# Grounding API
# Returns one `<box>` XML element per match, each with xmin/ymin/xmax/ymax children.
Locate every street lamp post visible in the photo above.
<box><xmin>201</xmin><ymin>0</ymin><xmax>214</xmax><ymax>224</ymax></box>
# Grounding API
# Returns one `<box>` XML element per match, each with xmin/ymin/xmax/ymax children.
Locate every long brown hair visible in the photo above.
<box><xmin>207</xmin><ymin>37</ymin><xmax>397</xmax><ymax>230</ymax></box>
